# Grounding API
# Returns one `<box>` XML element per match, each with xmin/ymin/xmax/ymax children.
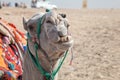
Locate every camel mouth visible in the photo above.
<box><xmin>56</xmin><ymin>35</ymin><xmax>73</xmax><ymax>45</ymax></box>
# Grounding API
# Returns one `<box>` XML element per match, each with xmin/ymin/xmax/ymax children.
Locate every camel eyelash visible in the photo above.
<box><xmin>46</xmin><ymin>20</ymin><xmax>53</xmax><ymax>24</ymax></box>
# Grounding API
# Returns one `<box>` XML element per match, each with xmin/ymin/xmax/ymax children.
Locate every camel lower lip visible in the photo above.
<box><xmin>61</xmin><ymin>39</ymin><xmax>73</xmax><ymax>45</ymax></box>
<box><xmin>56</xmin><ymin>39</ymin><xmax>73</xmax><ymax>45</ymax></box>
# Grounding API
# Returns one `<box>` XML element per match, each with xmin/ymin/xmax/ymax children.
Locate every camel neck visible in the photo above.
<box><xmin>27</xmin><ymin>39</ymin><xmax>57</xmax><ymax>72</ymax></box>
<box><xmin>26</xmin><ymin>39</ymin><xmax>68</xmax><ymax>80</ymax></box>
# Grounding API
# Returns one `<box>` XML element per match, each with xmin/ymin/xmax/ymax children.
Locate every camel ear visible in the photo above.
<box><xmin>23</xmin><ymin>17</ymin><xmax>27</xmax><ymax>30</ymax></box>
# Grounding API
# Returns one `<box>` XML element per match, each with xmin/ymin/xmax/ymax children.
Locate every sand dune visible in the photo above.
<box><xmin>0</xmin><ymin>7</ymin><xmax>120</xmax><ymax>80</ymax></box>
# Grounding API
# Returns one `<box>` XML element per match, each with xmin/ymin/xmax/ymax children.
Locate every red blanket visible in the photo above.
<box><xmin>0</xmin><ymin>18</ymin><xmax>26</xmax><ymax>80</ymax></box>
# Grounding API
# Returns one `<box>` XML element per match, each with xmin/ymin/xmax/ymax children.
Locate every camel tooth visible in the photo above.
<box><xmin>62</xmin><ymin>37</ymin><xmax>65</xmax><ymax>42</ymax></box>
<box><xmin>62</xmin><ymin>36</ymin><xmax>67</xmax><ymax>42</ymax></box>
<box><xmin>66</xmin><ymin>36</ymin><xmax>69</xmax><ymax>41</ymax></box>
<box><xmin>59</xmin><ymin>36</ymin><xmax>71</xmax><ymax>42</ymax></box>
<box><xmin>59</xmin><ymin>37</ymin><xmax>62</xmax><ymax>42</ymax></box>
<box><xmin>59</xmin><ymin>37</ymin><xmax>64</xmax><ymax>42</ymax></box>
<box><xmin>67</xmin><ymin>36</ymin><xmax>72</xmax><ymax>41</ymax></box>
<box><xmin>61</xmin><ymin>37</ymin><xmax>64</xmax><ymax>42</ymax></box>
<box><xmin>64</xmin><ymin>36</ymin><xmax>68</xmax><ymax>42</ymax></box>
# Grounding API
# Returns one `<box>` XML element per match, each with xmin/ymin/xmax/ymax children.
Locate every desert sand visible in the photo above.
<box><xmin>0</xmin><ymin>7</ymin><xmax>120</xmax><ymax>80</ymax></box>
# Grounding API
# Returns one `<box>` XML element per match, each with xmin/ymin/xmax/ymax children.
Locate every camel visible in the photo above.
<box><xmin>22</xmin><ymin>11</ymin><xmax>73</xmax><ymax>80</ymax></box>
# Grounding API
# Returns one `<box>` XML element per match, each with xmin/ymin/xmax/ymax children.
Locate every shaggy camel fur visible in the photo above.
<box><xmin>22</xmin><ymin>11</ymin><xmax>73</xmax><ymax>80</ymax></box>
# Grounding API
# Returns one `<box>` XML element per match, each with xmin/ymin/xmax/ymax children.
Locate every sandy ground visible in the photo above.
<box><xmin>0</xmin><ymin>7</ymin><xmax>120</xmax><ymax>80</ymax></box>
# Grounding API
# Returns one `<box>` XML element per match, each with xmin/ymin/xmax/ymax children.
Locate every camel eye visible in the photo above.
<box><xmin>46</xmin><ymin>20</ymin><xmax>53</xmax><ymax>24</ymax></box>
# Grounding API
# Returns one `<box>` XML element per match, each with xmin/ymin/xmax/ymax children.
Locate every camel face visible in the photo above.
<box><xmin>42</xmin><ymin>12</ymin><xmax>73</xmax><ymax>51</ymax></box>
<box><xmin>23</xmin><ymin>11</ymin><xmax>73</xmax><ymax>52</ymax></box>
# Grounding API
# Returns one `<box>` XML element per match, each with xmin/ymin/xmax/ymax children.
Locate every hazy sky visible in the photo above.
<box><xmin>1</xmin><ymin>0</ymin><xmax>120</xmax><ymax>9</ymax></box>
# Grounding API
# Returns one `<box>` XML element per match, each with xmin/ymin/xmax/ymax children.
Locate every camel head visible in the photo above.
<box><xmin>23</xmin><ymin>11</ymin><xmax>73</xmax><ymax>60</ymax></box>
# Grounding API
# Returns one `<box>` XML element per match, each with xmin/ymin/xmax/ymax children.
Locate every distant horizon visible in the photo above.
<box><xmin>1</xmin><ymin>0</ymin><xmax>120</xmax><ymax>9</ymax></box>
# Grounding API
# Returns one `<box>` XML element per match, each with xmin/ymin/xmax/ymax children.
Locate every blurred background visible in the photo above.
<box><xmin>0</xmin><ymin>0</ymin><xmax>120</xmax><ymax>9</ymax></box>
<box><xmin>0</xmin><ymin>0</ymin><xmax>120</xmax><ymax>80</ymax></box>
